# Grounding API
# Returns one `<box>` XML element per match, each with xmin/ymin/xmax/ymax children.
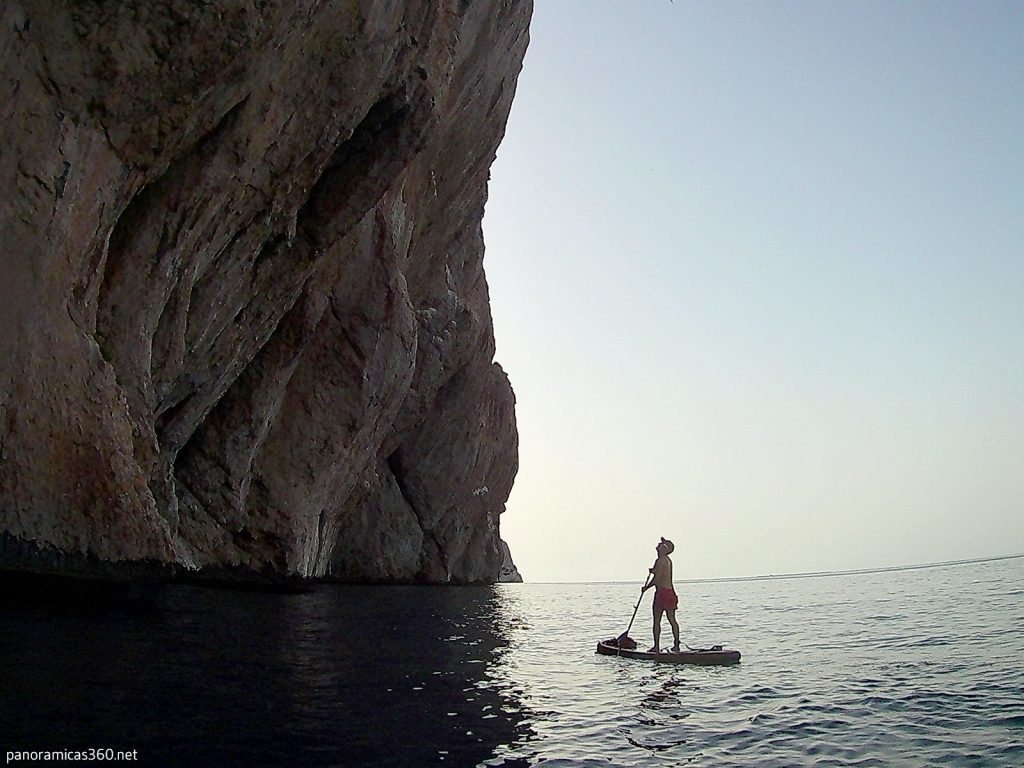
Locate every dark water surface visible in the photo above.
<box><xmin>2</xmin><ymin>582</ymin><xmax>529</xmax><ymax>766</ymax></box>
<box><xmin>3</xmin><ymin>557</ymin><xmax>1023</xmax><ymax>766</ymax></box>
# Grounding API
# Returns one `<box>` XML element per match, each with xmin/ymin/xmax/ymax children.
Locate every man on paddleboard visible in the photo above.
<box><xmin>642</xmin><ymin>537</ymin><xmax>680</xmax><ymax>653</ymax></box>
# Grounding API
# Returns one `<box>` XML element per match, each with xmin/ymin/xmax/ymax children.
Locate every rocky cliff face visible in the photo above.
<box><xmin>0</xmin><ymin>0</ymin><xmax>529</xmax><ymax>583</ymax></box>
<box><xmin>497</xmin><ymin>539</ymin><xmax>523</xmax><ymax>583</ymax></box>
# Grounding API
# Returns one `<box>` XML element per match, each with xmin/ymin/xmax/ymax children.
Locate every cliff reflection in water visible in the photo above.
<box><xmin>1</xmin><ymin>578</ymin><xmax>534</xmax><ymax>766</ymax></box>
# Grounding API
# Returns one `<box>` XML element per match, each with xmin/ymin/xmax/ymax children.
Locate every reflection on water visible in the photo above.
<box><xmin>0</xmin><ymin>578</ymin><xmax>533</xmax><ymax>767</ymax></box>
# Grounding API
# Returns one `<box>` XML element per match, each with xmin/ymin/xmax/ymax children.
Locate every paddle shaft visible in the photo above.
<box><xmin>621</xmin><ymin>567</ymin><xmax>656</xmax><ymax>638</ymax></box>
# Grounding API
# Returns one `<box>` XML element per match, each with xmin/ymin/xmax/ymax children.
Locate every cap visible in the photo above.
<box><xmin>660</xmin><ymin>537</ymin><xmax>675</xmax><ymax>554</ymax></box>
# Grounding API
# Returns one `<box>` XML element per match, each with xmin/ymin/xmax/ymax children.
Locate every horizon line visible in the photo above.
<box><xmin>512</xmin><ymin>552</ymin><xmax>1024</xmax><ymax>586</ymax></box>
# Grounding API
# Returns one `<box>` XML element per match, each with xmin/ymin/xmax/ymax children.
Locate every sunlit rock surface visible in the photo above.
<box><xmin>0</xmin><ymin>0</ymin><xmax>529</xmax><ymax>583</ymax></box>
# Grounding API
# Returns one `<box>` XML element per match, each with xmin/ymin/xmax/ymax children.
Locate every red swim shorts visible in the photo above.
<box><xmin>654</xmin><ymin>588</ymin><xmax>678</xmax><ymax>611</ymax></box>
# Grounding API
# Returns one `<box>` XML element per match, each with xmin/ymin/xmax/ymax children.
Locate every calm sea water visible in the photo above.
<box><xmin>2</xmin><ymin>557</ymin><xmax>1022</xmax><ymax>766</ymax></box>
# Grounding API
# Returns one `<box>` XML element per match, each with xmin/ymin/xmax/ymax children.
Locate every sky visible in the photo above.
<box><xmin>481</xmin><ymin>1</ymin><xmax>1024</xmax><ymax>583</ymax></box>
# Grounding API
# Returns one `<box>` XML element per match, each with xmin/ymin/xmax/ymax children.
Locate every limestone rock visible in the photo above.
<box><xmin>0</xmin><ymin>0</ymin><xmax>530</xmax><ymax>583</ymax></box>
<box><xmin>497</xmin><ymin>539</ymin><xmax>523</xmax><ymax>583</ymax></box>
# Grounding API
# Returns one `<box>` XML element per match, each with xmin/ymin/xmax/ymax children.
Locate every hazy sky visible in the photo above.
<box><xmin>482</xmin><ymin>1</ymin><xmax>1024</xmax><ymax>583</ymax></box>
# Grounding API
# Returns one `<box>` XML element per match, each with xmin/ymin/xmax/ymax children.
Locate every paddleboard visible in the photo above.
<box><xmin>596</xmin><ymin>640</ymin><xmax>740</xmax><ymax>665</ymax></box>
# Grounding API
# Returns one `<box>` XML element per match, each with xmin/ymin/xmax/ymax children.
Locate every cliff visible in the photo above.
<box><xmin>497</xmin><ymin>538</ymin><xmax>523</xmax><ymax>583</ymax></box>
<box><xmin>0</xmin><ymin>0</ymin><xmax>530</xmax><ymax>583</ymax></box>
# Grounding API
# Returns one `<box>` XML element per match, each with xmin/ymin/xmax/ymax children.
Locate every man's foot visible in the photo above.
<box><xmin>670</xmin><ymin>645</ymin><xmax>681</xmax><ymax>653</ymax></box>
<box><xmin>647</xmin><ymin>646</ymin><xmax>660</xmax><ymax>654</ymax></box>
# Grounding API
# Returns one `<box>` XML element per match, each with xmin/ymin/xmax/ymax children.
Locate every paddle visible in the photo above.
<box><xmin>616</xmin><ymin>567</ymin><xmax>655</xmax><ymax>646</ymax></box>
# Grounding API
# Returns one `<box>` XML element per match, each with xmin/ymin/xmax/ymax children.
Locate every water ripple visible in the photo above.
<box><xmin>486</xmin><ymin>558</ymin><xmax>1024</xmax><ymax>766</ymax></box>
<box><xmin>3</xmin><ymin>559</ymin><xmax>1023</xmax><ymax>766</ymax></box>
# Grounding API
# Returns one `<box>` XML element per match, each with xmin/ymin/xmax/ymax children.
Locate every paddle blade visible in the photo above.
<box><xmin>614</xmin><ymin>633</ymin><xmax>638</xmax><ymax>650</ymax></box>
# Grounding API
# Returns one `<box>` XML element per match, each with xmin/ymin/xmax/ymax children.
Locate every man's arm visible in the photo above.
<box><xmin>644</xmin><ymin>557</ymin><xmax>666</xmax><ymax>589</ymax></box>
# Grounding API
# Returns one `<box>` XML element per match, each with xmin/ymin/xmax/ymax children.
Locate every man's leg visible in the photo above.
<box><xmin>667</xmin><ymin>608</ymin><xmax>680</xmax><ymax>651</ymax></box>
<box><xmin>650</xmin><ymin>605</ymin><xmax>663</xmax><ymax>652</ymax></box>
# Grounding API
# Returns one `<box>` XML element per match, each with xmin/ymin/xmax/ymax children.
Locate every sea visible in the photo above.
<box><xmin>2</xmin><ymin>556</ymin><xmax>1022</xmax><ymax>767</ymax></box>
